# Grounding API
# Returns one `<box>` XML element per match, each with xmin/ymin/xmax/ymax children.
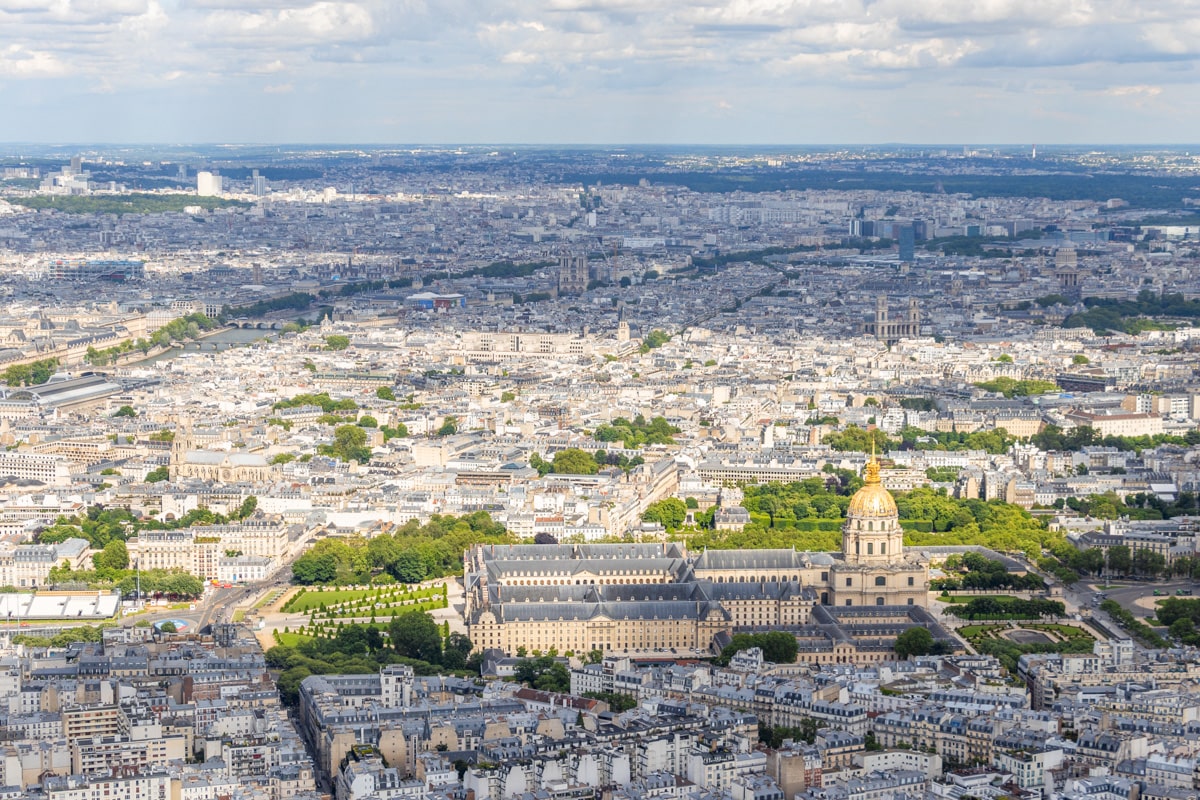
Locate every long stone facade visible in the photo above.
<box><xmin>464</xmin><ymin>455</ymin><xmax>929</xmax><ymax>658</ymax></box>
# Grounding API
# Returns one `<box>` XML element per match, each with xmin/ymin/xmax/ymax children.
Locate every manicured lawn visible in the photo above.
<box><xmin>284</xmin><ymin>589</ymin><xmax>381</xmax><ymax>612</ymax></box>
<box><xmin>938</xmin><ymin>594</ymin><xmax>1015</xmax><ymax>604</ymax></box>
<box><xmin>959</xmin><ymin>624</ymin><xmax>1007</xmax><ymax>639</ymax></box>
<box><xmin>1026</xmin><ymin>623</ymin><xmax>1094</xmax><ymax>641</ymax></box>
<box><xmin>284</xmin><ymin>586</ymin><xmax>446</xmax><ymax>614</ymax></box>
<box><xmin>274</xmin><ymin>631</ymin><xmax>313</xmax><ymax>647</ymax></box>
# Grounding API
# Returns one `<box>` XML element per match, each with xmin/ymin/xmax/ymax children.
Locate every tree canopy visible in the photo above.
<box><xmin>291</xmin><ymin>513</ymin><xmax>513</xmax><ymax>585</ymax></box>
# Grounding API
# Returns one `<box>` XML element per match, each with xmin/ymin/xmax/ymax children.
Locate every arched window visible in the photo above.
<box><xmin>876</xmin><ymin>597</ymin><xmax>885</xmax><ymax>605</ymax></box>
<box><xmin>875</xmin><ymin>576</ymin><xmax>886</xmax><ymax>587</ymax></box>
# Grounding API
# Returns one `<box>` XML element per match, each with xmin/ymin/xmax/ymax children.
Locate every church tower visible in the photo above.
<box><xmin>841</xmin><ymin>448</ymin><xmax>904</xmax><ymax>564</ymax></box>
<box><xmin>827</xmin><ymin>446</ymin><xmax>929</xmax><ymax>608</ymax></box>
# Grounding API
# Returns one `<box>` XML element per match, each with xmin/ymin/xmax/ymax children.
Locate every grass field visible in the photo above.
<box><xmin>284</xmin><ymin>585</ymin><xmax>446</xmax><ymax>615</ymax></box>
<box><xmin>232</xmin><ymin>610</ymin><xmax>246</xmax><ymax>623</ymax></box>
<box><xmin>937</xmin><ymin>594</ymin><xmax>1015</xmax><ymax>604</ymax></box>
<box><xmin>274</xmin><ymin>631</ymin><xmax>314</xmax><ymax>647</ymax></box>
<box><xmin>958</xmin><ymin>624</ymin><xmax>1007</xmax><ymax>639</ymax></box>
<box><xmin>284</xmin><ymin>589</ymin><xmax>382</xmax><ymax>613</ymax></box>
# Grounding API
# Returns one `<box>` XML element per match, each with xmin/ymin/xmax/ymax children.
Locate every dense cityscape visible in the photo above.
<box><xmin>0</xmin><ymin>144</ymin><xmax>1197</xmax><ymax>800</ymax></box>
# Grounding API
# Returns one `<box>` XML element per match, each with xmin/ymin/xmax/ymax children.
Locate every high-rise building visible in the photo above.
<box><xmin>252</xmin><ymin>169</ymin><xmax>267</xmax><ymax>197</ymax></box>
<box><xmin>898</xmin><ymin>225</ymin><xmax>915</xmax><ymax>262</ymax></box>
<box><xmin>196</xmin><ymin>171</ymin><xmax>222</xmax><ymax>197</ymax></box>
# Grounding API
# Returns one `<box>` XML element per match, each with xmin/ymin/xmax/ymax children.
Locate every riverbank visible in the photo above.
<box><xmin>125</xmin><ymin>326</ymin><xmax>271</xmax><ymax>366</ymax></box>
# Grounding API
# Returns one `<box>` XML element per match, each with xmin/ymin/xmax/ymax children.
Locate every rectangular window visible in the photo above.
<box><xmin>845</xmin><ymin>577</ymin><xmax>852</xmax><ymax>587</ymax></box>
<box><xmin>908</xmin><ymin>577</ymin><xmax>914</xmax><ymax>586</ymax></box>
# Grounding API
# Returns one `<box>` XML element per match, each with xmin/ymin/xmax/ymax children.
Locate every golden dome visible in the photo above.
<box><xmin>847</xmin><ymin>450</ymin><xmax>898</xmax><ymax>518</ymax></box>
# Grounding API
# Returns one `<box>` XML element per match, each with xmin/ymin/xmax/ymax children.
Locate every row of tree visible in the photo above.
<box><xmin>292</xmin><ymin>512</ymin><xmax>514</xmax><ymax>585</ymax></box>
<box><xmin>932</xmin><ymin>552</ymin><xmax>1046</xmax><ymax>591</ymax></box>
<box><xmin>946</xmin><ymin>597</ymin><xmax>1065</xmax><ymax>620</ymax></box>
<box><xmin>592</xmin><ymin>415</ymin><xmax>680</xmax><ymax>449</ymax></box>
<box><xmin>1031</xmin><ymin>424</ymin><xmax>1200</xmax><ymax>454</ymax></box>
<box><xmin>1</xmin><ymin>358</ymin><xmax>58</xmax><ymax>387</ymax></box>
<box><xmin>717</xmin><ymin>631</ymin><xmax>799</xmax><ymax>665</ymax></box>
<box><xmin>530</xmin><ymin>448</ymin><xmax>644</xmax><ymax>476</ymax></box>
<box><xmin>267</xmin><ymin>615</ymin><xmax>475</xmax><ymax>705</ymax></box>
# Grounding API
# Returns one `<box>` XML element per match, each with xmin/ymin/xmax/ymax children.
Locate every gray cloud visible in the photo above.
<box><xmin>0</xmin><ymin>0</ymin><xmax>1199</xmax><ymax>141</ymax></box>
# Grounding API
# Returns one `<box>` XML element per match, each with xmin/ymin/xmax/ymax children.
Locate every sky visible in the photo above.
<box><xmin>1</xmin><ymin>0</ymin><xmax>1200</xmax><ymax>144</ymax></box>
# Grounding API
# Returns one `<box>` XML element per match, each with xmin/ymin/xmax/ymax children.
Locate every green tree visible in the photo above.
<box><xmin>293</xmin><ymin>552</ymin><xmax>338</xmax><ymax>584</ymax></box>
<box><xmin>719</xmin><ymin>632</ymin><xmax>797</xmax><ymax>664</ymax></box>
<box><xmin>380</xmin><ymin>424</ymin><xmax>408</xmax><ymax>442</ymax></box>
<box><xmin>114</xmin><ymin>405</ymin><xmax>138</xmax><ymax>418</ymax></box>
<box><xmin>639</xmin><ymin>329</ymin><xmax>671</xmax><ymax>353</ymax></box>
<box><xmin>1107</xmin><ymin>545</ymin><xmax>1132</xmax><ymax>576</ymax></box>
<box><xmin>391</xmin><ymin>550</ymin><xmax>427</xmax><ymax>583</ymax></box>
<box><xmin>276</xmin><ymin>665</ymin><xmax>312</xmax><ymax>706</ymax></box>
<box><xmin>144</xmin><ymin>466</ymin><xmax>170</xmax><ymax>483</ymax></box>
<box><xmin>514</xmin><ymin>656</ymin><xmax>571</xmax><ymax>693</ymax></box>
<box><xmin>442</xmin><ymin>633</ymin><xmax>474</xmax><ymax>670</ymax></box>
<box><xmin>436</xmin><ymin>416</ymin><xmax>458</xmax><ymax>437</ymax></box>
<box><xmin>894</xmin><ymin>627</ymin><xmax>934</xmax><ymax>658</ymax></box>
<box><xmin>159</xmin><ymin>621</ymin><xmax>177</xmax><ymax>633</ymax></box>
<box><xmin>1170</xmin><ymin>616</ymin><xmax>1196</xmax><ymax>641</ymax></box>
<box><xmin>389</xmin><ymin>610</ymin><xmax>443</xmax><ymax>663</ymax></box>
<box><xmin>376</xmin><ymin>386</ymin><xmax>396</xmax><ymax>401</ymax></box>
<box><xmin>552</xmin><ymin>448</ymin><xmax>599</xmax><ymax>475</ymax></box>
<box><xmin>642</xmin><ymin>498</ymin><xmax>687</xmax><ymax>530</ymax></box>
<box><xmin>1132</xmin><ymin>547</ymin><xmax>1166</xmax><ymax>578</ymax></box>
<box><xmin>235</xmin><ymin>496</ymin><xmax>258</xmax><ymax>520</ymax></box>
<box><xmin>323</xmin><ymin>334</ymin><xmax>351</xmax><ymax>350</ymax></box>
<box><xmin>318</xmin><ymin>424</ymin><xmax>372</xmax><ymax>464</ymax></box>
<box><xmin>93</xmin><ymin>539</ymin><xmax>129</xmax><ymax>572</ymax></box>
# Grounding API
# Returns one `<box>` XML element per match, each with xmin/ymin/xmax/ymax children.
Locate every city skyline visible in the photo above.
<box><xmin>2</xmin><ymin>0</ymin><xmax>1200</xmax><ymax>144</ymax></box>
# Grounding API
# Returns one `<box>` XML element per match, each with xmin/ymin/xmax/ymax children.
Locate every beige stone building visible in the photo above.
<box><xmin>170</xmin><ymin>429</ymin><xmax>273</xmax><ymax>483</ymax></box>
<box><xmin>464</xmin><ymin>454</ymin><xmax>928</xmax><ymax>657</ymax></box>
<box><xmin>128</xmin><ymin>515</ymin><xmax>290</xmax><ymax>581</ymax></box>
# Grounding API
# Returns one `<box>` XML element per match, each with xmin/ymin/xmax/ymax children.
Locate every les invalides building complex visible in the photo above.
<box><xmin>464</xmin><ymin>454</ymin><xmax>936</xmax><ymax>663</ymax></box>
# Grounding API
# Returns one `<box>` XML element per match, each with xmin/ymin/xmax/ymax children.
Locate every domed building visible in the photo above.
<box><xmin>828</xmin><ymin>450</ymin><xmax>928</xmax><ymax>607</ymax></box>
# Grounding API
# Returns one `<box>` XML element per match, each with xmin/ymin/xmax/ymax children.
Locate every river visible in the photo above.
<box><xmin>131</xmin><ymin>327</ymin><xmax>272</xmax><ymax>365</ymax></box>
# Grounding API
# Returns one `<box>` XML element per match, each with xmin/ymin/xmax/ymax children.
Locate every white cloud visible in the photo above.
<box><xmin>1</xmin><ymin>0</ymin><xmax>1200</xmax><ymax>141</ymax></box>
<box><xmin>0</xmin><ymin>44</ymin><xmax>69</xmax><ymax>77</ymax></box>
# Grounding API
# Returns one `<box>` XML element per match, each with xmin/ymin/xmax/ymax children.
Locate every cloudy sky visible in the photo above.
<box><xmin>1</xmin><ymin>0</ymin><xmax>1198</xmax><ymax>143</ymax></box>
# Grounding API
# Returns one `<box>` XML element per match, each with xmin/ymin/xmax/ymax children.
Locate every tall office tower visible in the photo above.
<box><xmin>252</xmin><ymin>169</ymin><xmax>267</xmax><ymax>197</ymax></box>
<box><xmin>69</xmin><ymin>156</ymin><xmax>82</xmax><ymax>174</ymax></box>
<box><xmin>898</xmin><ymin>225</ymin><xmax>915</xmax><ymax>262</ymax></box>
<box><xmin>196</xmin><ymin>171</ymin><xmax>223</xmax><ymax>197</ymax></box>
